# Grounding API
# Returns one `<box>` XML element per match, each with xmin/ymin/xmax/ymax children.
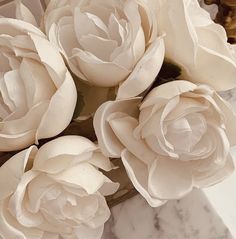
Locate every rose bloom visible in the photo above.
<box><xmin>0</xmin><ymin>18</ymin><xmax>77</xmax><ymax>152</ymax></box>
<box><xmin>157</xmin><ymin>0</ymin><xmax>236</xmax><ymax>90</ymax></box>
<box><xmin>43</xmin><ymin>0</ymin><xmax>165</xmax><ymax>98</ymax></box>
<box><xmin>0</xmin><ymin>136</ymin><xmax>119</xmax><ymax>239</ymax></box>
<box><xmin>94</xmin><ymin>80</ymin><xmax>236</xmax><ymax>207</ymax></box>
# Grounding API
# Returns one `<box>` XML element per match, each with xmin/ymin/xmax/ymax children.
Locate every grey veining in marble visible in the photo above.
<box><xmin>102</xmin><ymin>190</ymin><xmax>233</xmax><ymax>239</ymax></box>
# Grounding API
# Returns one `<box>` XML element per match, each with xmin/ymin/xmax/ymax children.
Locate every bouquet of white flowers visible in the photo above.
<box><xmin>0</xmin><ymin>0</ymin><xmax>235</xmax><ymax>238</ymax></box>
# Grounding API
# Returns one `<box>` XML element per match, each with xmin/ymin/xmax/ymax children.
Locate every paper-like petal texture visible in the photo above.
<box><xmin>94</xmin><ymin>98</ymin><xmax>141</xmax><ymax>158</ymax></box>
<box><xmin>0</xmin><ymin>136</ymin><xmax>119</xmax><ymax>239</ymax></box>
<box><xmin>94</xmin><ymin>80</ymin><xmax>236</xmax><ymax>206</ymax></box>
<box><xmin>0</xmin><ymin>18</ymin><xmax>77</xmax><ymax>151</ymax></box>
<box><xmin>16</xmin><ymin>1</ymin><xmax>38</xmax><ymax>27</ymax></box>
<box><xmin>117</xmin><ymin>37</ymin><xmax>165</xmax><ymax>99</ymax></box>
<box><xmin>157</xmin><ymin>0</ymin><xmax>236</xmax><ymax>91</ymax></box>
<box><xmin>43</xmin><ymin>0</ymin><xmax>164</xmax><ymax>98</ymax></box>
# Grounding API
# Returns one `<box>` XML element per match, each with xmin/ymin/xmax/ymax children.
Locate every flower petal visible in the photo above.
<box><xmin>94</xmin><ymin>98</ymin><xmax>140</xmax><ymax>158</ymax></box>
<box><xmin>15</xmin><ymin>1</ymin><xmax>38</xmax><ymax>27</ymax></box>
<box><xmin>29</xmin><ymin>33</ymin><xmax>67</xmax><ymax>87</ymax></box>
<box><xmin>109</xmin><ymin>115</ymin><xmax>156</xmax><ymax>165</ymax></box>
<box><xmin>34</xmin><ymin>136</ymin><xmax>97</xmax><ymax>169</ymax></box>
<box><xmin>88</xmin><ymin>151</ymin><xmax>115</xmax><ymax>172</ymax></box>
<box><xmin>213</xmin><ymin>92</ymin><xmax>236</xmax><ymax>145</ymax></box>
<box><xmin>50</xmin><ymin>162</ymin><xmax>107</xmax><ymax>194</ymax></box>
<box><xmin>0</xmin><ymin>146</ymin><xmax>37</xmax><ymax>200</ymax></box>
<box><xmin>157</xmin><ymin>0</ymin><xmax>198</xmax><ymax>67</ymax></box>
<box><xmin>193</xmin><ymin>154</ymin><xmax>235</xmax><ymax>188</ymax></box>
<box><xmin>0</xmin><ymin>199</ymin><xmax>43</xmax><ymax>239</ymax></box>
<box><xmin>8</xmin><ymin>171</ymin><xmax>42</xmax><ymax>227</ymax></box>
<box><xmin>36</xmin><ymin>70</ymin><xmax>77</xmax><ymax>141</ymax></box>
<box><xmin>117</xmin><ymin>37</ymin><xmax>165</xmax><ymax>99</ymax></box>
<box><xmin>72</xmin><ymin>48</ymin><xmax>130</xmax><ymax>87</ymax></box>
<box><xmin>0</xmin><ymin>18</ymin><xmax>44</xmax><ymax>37</ymax></box>
<box><xmin>141</xmin><ymin>80</ymin><xmax>196</xmax><ymax>109</ymax></box>
<box><xmin>19</xmin><ymin>58</ymin><xmax>56</xmax><ymax>107</ymax></box>
<box><xmin>148</xmin><ymin>159</ymin><xmax>193</xmax><ymax>200</ymax></box>
<box><xmin>186</xmin><ymin>45</ymin><xmax>236</xmax><ymax>91</ymax></box>
<box><xmin>121</xmin><ymin>149</ymin><xmax>165</xmax><ymax>207</ymax></box>
<box><xmin>0</xmin><ymin>130</ymin><xmax>36</xmax><ymax>152</ymax></box>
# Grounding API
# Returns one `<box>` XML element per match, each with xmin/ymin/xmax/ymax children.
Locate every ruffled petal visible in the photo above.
<box><xmin>186</xmin><ymin>45</ymin><xmax>236</xmax><ymax>90</ymax></box>
<box><xmin>29</xmin><ymin>33</ymin><xmax>67</xmax><ymax>87</ymax></box>
<box><xmin>109</xmin><ymin>115</ymin><xmax>156</xmax><ymax>165</ymax></box>
<box><xmin>0</xmin><ymin>199</ymin><xmax>43</xmax><ymax>239</ymax></box>
<box><xmin>50</xmin><ymin>162</ymin><xmax>107</xmax><ymax>194</ymax></box>
<box><xmin>117</xmin><ymin>37</ymin><xmax>165</xmax><ymax>99</ymax></box>
<box><xmin>122</xmin><ymin>150</ymin><xmax>165</xmax><ymax>207</ymax></box>
<box><xmin>0</xmin><ymin>18</ymin><xmax>44</xmax><ymax>37</ymax></box>
<box><xmin>0</xmin><ymin>146</ymin><xmax>37</xmax><ymax>200</ymax></box>
<box><xmin>157</xmin><ymin>0</ymin><xmax>198</xmax><ymax>67</ymax></box>
<box><xmin>148</xmin><ymin>159</ymin><xmax>193</xmax><ymax>200</ymax></box>
<box><xmin>15</xmin><ymin>1</ymin><xmax>38</xmax><ymax>27</ymax></box>
<box><xmin>213</xmin><ymin>92</ymin><xmax>236</xmax><ymax>145</ymax></box>
<box><xmin>193</xmin><ymin>154</ymin><xmax>235</xmax><ymax>188</ymax></box>
<box><xmin>34</xmin><ymin>136</ymin><xmax>97</xmax><ymax>169</ymax></box>
<box><xmin>141</xmin><ymin>80</ymin><xmax>196</xmax><ymax>109</ymax></box>
<box><xmin>8</xmin><ymin>171</ymin><xmax>43</xmax><ymax>227</ymax></box>
<box><xmin>36</xmin><ymin>70</ymin><xmax>77</xmax><ymax>141</ymax></box>
<box><xmin>94</xmin><ymin>98</ymin><xmax>140</xmax><ymax>158</ymax></box>
<box><xmin>0</xmin><ymin>129</ymin><xmax>36</xmax><ymax>152</ymax></box>
<box><xmin>72</xmin><ymin>48</ymin><xmax>130</xmax><ymax>87</ymax></box>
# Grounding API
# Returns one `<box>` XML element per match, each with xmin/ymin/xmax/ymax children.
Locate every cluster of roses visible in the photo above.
<box><xmin>0</xmin><ymin>0</ymin><xmax>236</xmax><ymax>238</ymax></box>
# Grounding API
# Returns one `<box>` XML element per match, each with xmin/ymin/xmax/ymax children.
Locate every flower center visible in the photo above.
<box><xmin>166</xmin><ymin>113</ymin><xmax>207</xmax><ymax>154</ymax></box>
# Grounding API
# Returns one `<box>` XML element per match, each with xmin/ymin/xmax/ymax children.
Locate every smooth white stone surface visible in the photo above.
<box><xmin>102</xmin><ymin>190</ymin><xmax>233</xmax><ymax>239</ymax></box>
<box><xmin>204</xmin><ymin>168</ymin><xmax>236</xmax><ymax>239</ymax></box>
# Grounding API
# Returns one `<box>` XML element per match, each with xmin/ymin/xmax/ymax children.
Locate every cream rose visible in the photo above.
<box><xmin>94</xmin><ymin>80</ymin><xmax>236</xmax><ymax>207</ymax></box>
<box><xmin>157</xmin><ymin>0</ymin><xmax>236</xmax><ymax>91</ymax></box>
<box><xmin>0</xmin><ymin>18</ymin><xmax>77</xmax><ymax>151</ymax></box>
<box><xmin>0</xmin><ymin>136</ymin><xmax>119</xmax><ymax>239</ymax></box>
<box><xmin>43</xmin><ymin>0</ymin><xmax>165</xmax><ymax>98</ymax></box>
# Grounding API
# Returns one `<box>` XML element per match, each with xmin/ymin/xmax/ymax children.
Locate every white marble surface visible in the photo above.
<box><xmin>102</xmin><ymin>190</ymin><xmax>233</xmax><ymax>239</ymax></box>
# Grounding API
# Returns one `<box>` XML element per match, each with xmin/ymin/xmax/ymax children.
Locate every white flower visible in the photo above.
<box><xmin>0</xmin><ymin>18</ymin><xmax>77</xmax><ymax>151</ymax></box>
<box><xmin>43</xmin><ymin>0</ymin><xmax>165</xmax><ymax>98</ymax></box>
<box><xmin>94</xmin><ymin>80</ymin><xmax>236</xmax><ymax>207</ymax></box>
<box><xmin>0</xmin><ymin>136</ymin><xmax>119</xmax><ymax>239</ymax></box>
<box><xmin>157</xmin><ymin>0</ymin><xmax>236</xmax><ymax>91</ymax></box>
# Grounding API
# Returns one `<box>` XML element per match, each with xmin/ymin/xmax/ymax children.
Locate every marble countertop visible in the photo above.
<box><xmin>102</xmin><ymin>190</ymin><xmax>233</xmax><ymax>239</ymax></box>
